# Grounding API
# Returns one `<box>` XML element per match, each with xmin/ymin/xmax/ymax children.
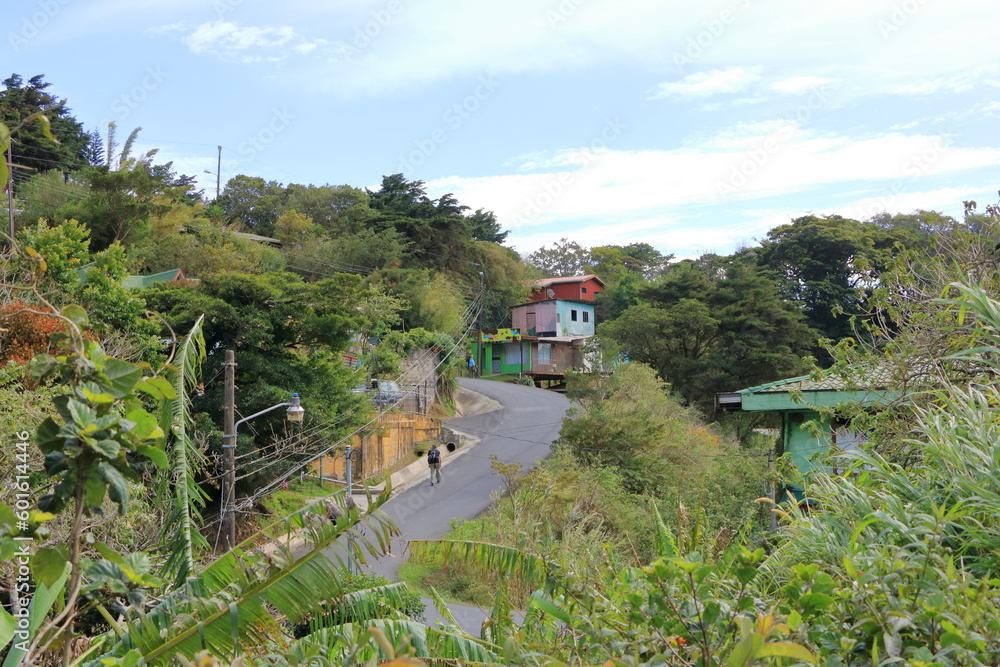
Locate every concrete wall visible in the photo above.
<box><xmin>398</xmin><ymin>348</ymin><xmax>439</xmax><ymax>415</ymax></box>
<box><xmin>311</xmin><ymin>412</ymin><xmax>442</xmax><ymax>483</ymax></box>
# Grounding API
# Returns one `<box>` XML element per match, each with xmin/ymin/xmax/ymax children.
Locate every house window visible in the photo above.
<box><xmin>582</xmin><ymin>311</ymin><xmax>589</xmax><ymax>323</ymax></box>
<box><xmin>581</xmin><ymin>287</ymin><xmax>588</xmax><ymax>294</ymax></box>
<box><xmin>571</xmin><ymin>310</ymin><xmax>578</xmax><ymax>322</ymax></box>
<box><xmin>538</xmin><ymin>343</ymin><xmax>551</xmax><ymax>364</ymax></box>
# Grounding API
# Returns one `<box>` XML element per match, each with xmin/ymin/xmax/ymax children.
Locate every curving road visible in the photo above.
<box><xmin>365</xmin><ymin>377</ymin><xmax>570</xmax><ymax>630</ymax></box>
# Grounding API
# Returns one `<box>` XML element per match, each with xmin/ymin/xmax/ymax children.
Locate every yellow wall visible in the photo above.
<box><xmin>311</xmin><ymin>412</ymin><xmax>441</xmax><ymax>482</ymax></box>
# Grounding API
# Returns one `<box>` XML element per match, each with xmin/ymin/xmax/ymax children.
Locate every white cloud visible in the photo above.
<box><xmin>170</xmin><ymin>20</ymin><xmax>328</xmax><ymax>62</ymax></box>
<box><xmin>770</xmin><ymin>76</ymin><xmax>836</xmax><ymax>96</ymax></box>
<box><xmin>649</xmin><ymin>66</ymin><xmax>763</xmax><ymax>100</ymax></box>
<box><xmin>424</xmin><ymin>126</ymin><xmax>1000</xmax><ymax>255</ymax></box>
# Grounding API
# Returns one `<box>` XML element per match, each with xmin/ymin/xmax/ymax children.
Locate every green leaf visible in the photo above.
<box><xmin>33</xmin><ymin>113</ymin><xmax>59</xmax><ymax>143</ymax></box>
<box><xmin>81</xmin><ymin>387</ymin><xmax>116</xmax><ymax>404</ymax></box>
<box><xmin>91</xmin><ymin>439</ymin><xmax>121</xmax><ymax>459</ymax></box>
<box><xmin>756</xmin><ymin>641</ymin><xmax>817</xmax><ymax>664</ymax></box>
<box><xmin>86</xmin><ymin>561</ymin><xmax>131</xmax><ymax>595</ymax></box>
<box><xmin>102</xmin><ymin>359</ymin><xmax>143</xmax><ymax>399</ymax></box>
<box><xmin>529</xmin><ymin>591</ymin><xmax>571</xmax><ymax>623</ymax></box>
<box><xmin>36</xmin><ymin>417</ymin><xmax>64</xmax><ymax>454</ymax></box>
<box><xmin>884</xmin><ymin>631</ymin><xmax>902</xmax><ymax>658</ymax></box>
<box><xmin>33</xmin><ymin>545</ymin><xmax>70</xmax><ymax>587</ymax></box>
<box><xmin>66</xmin><ymin>397</ymin><xmax>97</xmax><ymax>427</ymax></box>
<box><xmin>726</xmin><ymin>634</ymin><xmax>759</xmax><ymax>667</ymax></box>
<box><xmin>61</xmin><ymin>304</ymin><xmax>89</xmax><ymax>327</ymax></box>
<box><xmin>98</xmin><ymin>462</ymin><xmax>130</xmax><ymax>512</ymax></box>
<box><xmin>83</xmin><ymin>473</ymin><xmax>107</xmax><ymax>510</ymax></box>
<box><xmin>136</xmin><ymin>444</ymin><xmax>168</xmax><ymax>468</ymax></box>
<box><xmin>124</xmin><ymin>410</ymin><xmax>162</xmax><ymax>440</ymax></box>
<box><xmin>1</xmin><ymin>562</ymin><xmax>70</xmax><ymax>667</ymax></box>
<box><xmin>139</xmin><ymin>376</ymin><xmax>177</xmax><ymax>400</ymax></box>
<box><xmin>95</xmin><ymin>542</ymin><xmax>126</xmax><ymax>565</ymax></box>
<box><xmin>0</xmin><ymin>607</ymin><xmax>15</xmax><ymax>653</ymax></box>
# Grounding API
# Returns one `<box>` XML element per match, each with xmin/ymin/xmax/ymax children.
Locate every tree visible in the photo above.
<box><xmin>476</xmin><ymin>241</ymin><xmax>532</xmax><ymax>329</ymax></box>
<box><xmin>13</xmin><ymin>170</ymin><xmax>89</xmax><ymax>231</ymax></box>
<box><xmin>0</xmin><ymin>74</ymin><xmax>90</xmax><ymax>175</ymax></box>
<box><xmin>467</xmin><ymin>208</ymin><xmax>509</xmax><ymax>243</ymax></box>
<box><xmin>559</xmin><ymin>362</ymin><xmax>695</xmax><ymax>494</ymax></box>
<box><xmin>273</xmin><ymin>208</ymin><xmax>315</xmax><ymax>250</ymax></box>
<box><xmin>284</xmin><ymin>183</ymin><xmax>373</xmax><ymax>236</ymax></box>
<box><xmin>366</xmin><ymin>174</ymin><xmax>479</xmax><ymax>272</ymax></box>
<box><xmin>754</xmin><ymin>214</ymin><xmax>928</xmax><ymax>346</ymax></box>
<box><xmin>54</xmin><ymin>129</ymin><xmax>197</xmax><ymax>251</ymax></box>
<box><xmin>525</xmin><ymin>237</ymin><xmax>591</xmax><ymax>277</ymax></box>
<box><xmin>217</xmin><ymin>174</ymin><xmax>288</xmax><ymax>235</ymax></box>
<box><xmin>143</xmin><ymin>271</ymin><xmax>372</xmax><ymax>490</ymax></box>
<box><xmin>601</xmin><ymin>255</ymin><xmax>815</xmax><ymax>409</ymax></box>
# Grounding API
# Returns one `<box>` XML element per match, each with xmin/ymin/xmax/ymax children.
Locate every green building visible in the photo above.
<box><xmin>716</xmin><ymin>372</ymin><xmax>902</xmax><ymax>486</ymax></box>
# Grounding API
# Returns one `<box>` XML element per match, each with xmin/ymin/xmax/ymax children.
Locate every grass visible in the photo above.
<box><xmin>398</xmin><ymin>513</ymin><xmax>510</xmax><ymax>607</ymax></box>
<box><xmin>262</xmin><ymin>476</ymin><xmax>334</xmax><ymax>518</ymax></box>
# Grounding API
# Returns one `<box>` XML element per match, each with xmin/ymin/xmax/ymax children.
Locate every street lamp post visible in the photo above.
<box><xmin>219</xmin><ymin>349</ymin><xmax>304</xmax><ymax>551</ymax></box>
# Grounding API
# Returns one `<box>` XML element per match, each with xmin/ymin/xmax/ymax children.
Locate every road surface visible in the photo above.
<box><xmin>364</xmin><ymin>377</ymin><xmax>570</xmax><ymax>632</ymax></box>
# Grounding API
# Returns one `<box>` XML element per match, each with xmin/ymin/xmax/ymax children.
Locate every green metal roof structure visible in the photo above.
<box><xmin>716</xmin><ymin>370</ymin><xmax>903</xmax><ymax>412</ymax></box>
<box><xmin>77</xmin><ymin>264</ymin><xmax>189</xmax><ymax>289</ymax></box>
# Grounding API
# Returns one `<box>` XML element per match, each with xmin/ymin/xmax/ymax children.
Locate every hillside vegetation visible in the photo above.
<box><xmin>5</xmin><ymin>75</ymin><xmax>1000</xmax><ymax>665</ymax></box>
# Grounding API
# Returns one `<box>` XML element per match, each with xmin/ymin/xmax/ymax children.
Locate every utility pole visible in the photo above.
<box><xmin>216</xmin><ymin>145</ymin><xmax>222</xmax><ymax>200</ymax></box>
<box><xmin>6</xmin><ymin>142</ymin><xmax>14</xmax><ymax>242</ymax></box>
<box><xmin>345</xmin><ymin>444</ymin><xmax>355</xmax><ymax>573</ymax></box>
<box><xmin>476</xmin><ymin>270</ymin><xmax>484</xmax><ymax>377</ymax></box>
<box><xmin>221</xmin><ymin>350</ymin><xmax>237</xmax><ymax>551</ymax></box>
<box><xmin>768</xmin><ymin>447</ymin><xmax>778</xmax><ymax>531</ymax></box>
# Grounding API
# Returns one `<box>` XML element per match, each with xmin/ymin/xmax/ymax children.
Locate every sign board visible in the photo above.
<box><xmin>480</xmin><ymin>328</ymin><xmax>521</xmax><ymax>342</ymax></box>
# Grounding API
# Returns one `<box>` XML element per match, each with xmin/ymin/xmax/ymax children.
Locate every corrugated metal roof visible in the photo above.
<box><xmin>534</xmin><ymin>274</ymin><xmax>605</xmax><ymax>287</ymax></box>
<box><xmin>739</xmin><ymin>366</ymin><xmax>895</xmax><ymax>395</ymax></box>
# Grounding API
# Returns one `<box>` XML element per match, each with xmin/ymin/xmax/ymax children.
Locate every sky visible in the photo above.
<box><xmin>6</xmin><ymin>0</ymin><xmax>1000</xmax><ymax>259</ymax></box>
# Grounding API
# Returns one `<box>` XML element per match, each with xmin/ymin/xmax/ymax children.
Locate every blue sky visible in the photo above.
<box><xmin>7</xmin><ymin>0</ymin><xmax>1000</xmax><ymax>258</ymax></box>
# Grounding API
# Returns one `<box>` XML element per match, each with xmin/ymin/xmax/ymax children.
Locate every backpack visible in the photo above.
<box><xmin>427</xmin><ymin>448</ymin><xmax>440</xmax><ymax>464</ymax></box>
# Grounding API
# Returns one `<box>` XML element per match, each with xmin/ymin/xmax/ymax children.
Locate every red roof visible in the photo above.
<box><xmin>533</xmin><ymin>274</ymin><xmax>605</xmax><ymax>288</ymax></box>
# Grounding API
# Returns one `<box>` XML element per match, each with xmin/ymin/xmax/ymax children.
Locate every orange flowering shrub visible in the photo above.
<box><xmin>0</xmin><ymin>302</ymin><xmax>66</xmax><ymax>365</ymax></box>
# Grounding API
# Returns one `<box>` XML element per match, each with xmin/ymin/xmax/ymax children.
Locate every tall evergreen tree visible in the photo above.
<box><xmin>0</xmin><ymin>74</ymin><xmax>89</xmax><ymax>175</ymax></box>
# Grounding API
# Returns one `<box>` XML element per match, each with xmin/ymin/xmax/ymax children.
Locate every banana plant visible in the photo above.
<box><xmin>84</xmin><ymin>488</ymin><xmax>400</xmax><ymax>665</ymax></box>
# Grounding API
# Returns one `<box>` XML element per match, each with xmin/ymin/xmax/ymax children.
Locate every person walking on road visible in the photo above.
<box><xmin>427</xmin><ymin>443</ymin><xmax>442</xmax><ymax>485</ymax></box>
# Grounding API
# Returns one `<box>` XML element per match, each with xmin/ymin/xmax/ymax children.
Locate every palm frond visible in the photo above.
<box><xmin>409</xmin><ymin>539</ymin><xmax>549</xmax><ymax>590</ymax></box>
<box><xmin>297</xmin><ymin>619</ymin><xmax>504</xmax><ymax>664</ymax></box>
<box><xmin>159</xmin><ymin>315</ymin><xmax>210</xmax><ymax>587</ymax></box>
<box><xmin>89</xmin><ymin>490</ymin><xmax>398</xmax><ymax>665</ymax></box>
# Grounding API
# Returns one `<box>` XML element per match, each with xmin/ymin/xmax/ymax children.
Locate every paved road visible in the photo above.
<box><xmin>363</xmin><ymin>378</ymin><xmax>570</xmax><ymax>631</ymax></box>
